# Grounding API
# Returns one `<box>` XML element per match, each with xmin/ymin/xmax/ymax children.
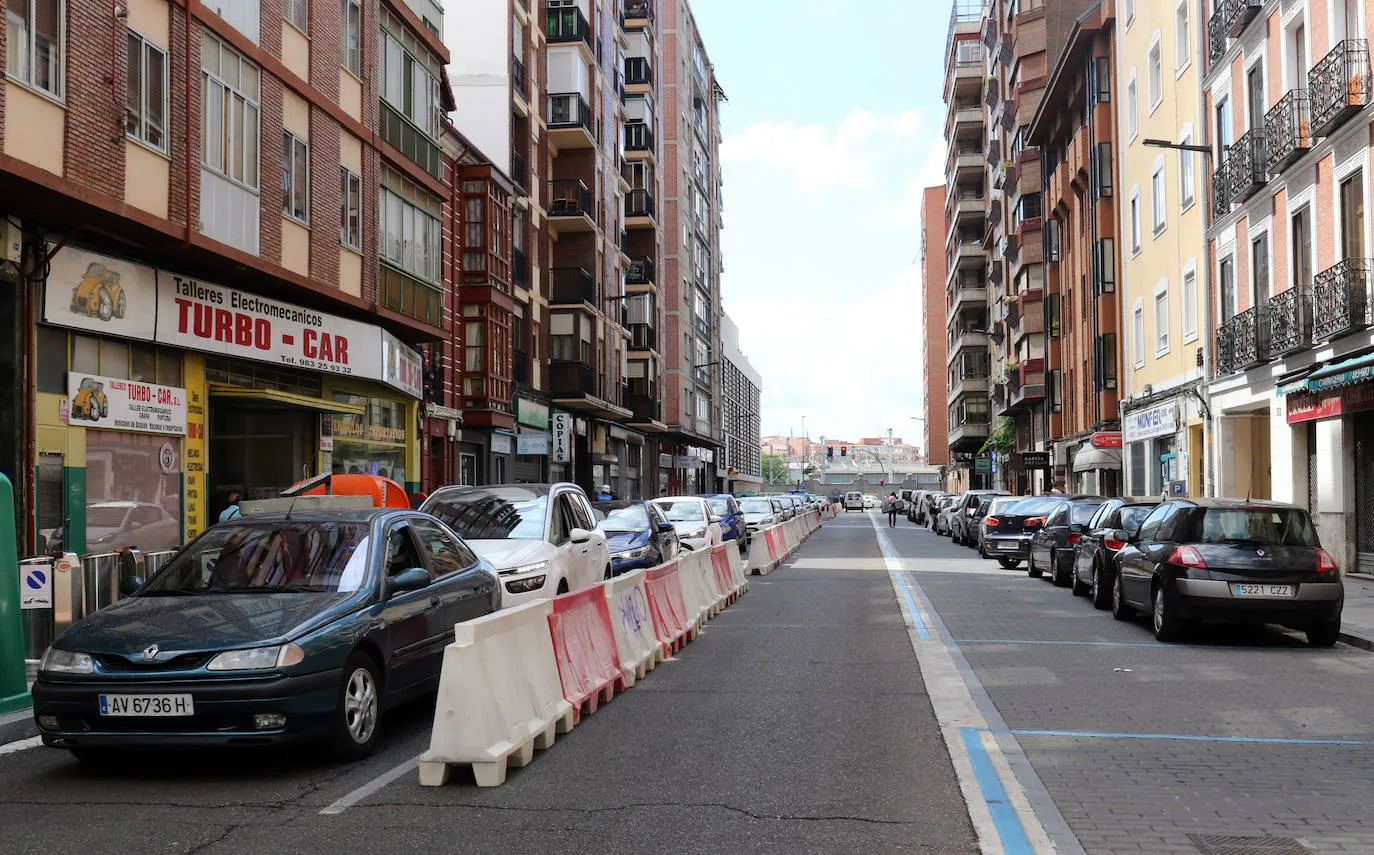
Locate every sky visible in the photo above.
<box><xmin>692</xmin><ymin>0</ymin><xmax>949</xmax><ymax>448</ymax></box>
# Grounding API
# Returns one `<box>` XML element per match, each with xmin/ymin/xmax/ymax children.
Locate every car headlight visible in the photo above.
<box><xmin>40</xmin><ymin>648</ymin><xmax>93</xmax><ymax>675</ymax></box>
<box><xmin>685</xmin><ymin>528</ymin><xmax>706</xmax><ymax>539</ymax></box>
<box><xmin>206</xmin><ymin>643</ymin><xmax>305</xmax><ymax>672</ymax></box>
<box><xmin>614</xmin><ymin>548</ymin><xmax>647</xmax><ymax>559</ymax></box>
<box><xmin>499</xmin><ymin>560</ymin><xmax>550</xmax><ymax>577</ymax></box>
<box><xmin>505</xmin><ymin>575</ymin><xmax>547</xmax><ymax>594</ymax></box>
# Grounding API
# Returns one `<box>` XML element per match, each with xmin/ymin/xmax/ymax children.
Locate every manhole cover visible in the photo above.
<box><xmin>1187</xmin><ymin>835</ymin><xmax>1313</xmax><ymax>855</ymax></box>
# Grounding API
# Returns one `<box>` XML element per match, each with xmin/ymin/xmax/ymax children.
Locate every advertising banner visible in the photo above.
<box><xmin>66</xmin><ymin>373</ymin><xmax>188</xmax><ymax>436</ymax></box>
<box><xmin>551</xmin><ymin>413</ymin><xmax>572</xmax><ymax>464</ymax></box>
<box><xmin>43</xmin><ymin>247</ymin><xmax>157</xmax><ymax>341</ymax></box>
<box><xmin>1123</xmin><ymin>402</ymin><xmax>1178</xmax><ymax>444</ymax></box>
<box><xmin>516</xmin><ymin>433</ymin><xmax>549</xmax><ymax>455</ymax></box>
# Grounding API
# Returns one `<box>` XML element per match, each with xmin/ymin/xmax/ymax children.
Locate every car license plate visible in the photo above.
<box><xmin>997</xmin><ymin>541</ymin><xmax>1019</xmax><ymax>551</ymax></box>
<box><xmin>1231</xmin><ymin>583</ymin><xmax>1295</xmax><ymax>599</ymax></box>
<box><xmin>98</xmin><ymin>694</ymin><xmax>194</xmax><ymax>717</ymax></box>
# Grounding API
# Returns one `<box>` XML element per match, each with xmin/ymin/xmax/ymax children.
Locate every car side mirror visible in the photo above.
<box><xmin>389</xmin><ymin>567</ymin><xmax>431</xmax><ymax>593</ymax></box>
<box><xmin>119</xmin><ymin>576</ymin><xmax>144</xmax><ymax>597</ymax></box>
<box><xmin>657</xmin><ymin>522</ymin><xmax>675</xmax><ymax>534</ymax></box>
<box><xmin>570</xmin><ymin>527</ymin><xmax>593</xmax><ymax>544</ymax></box>
<box><xmin>1109</xmin><ymin>529</ymin><xmax>1134</xmax><ymax>545</ymax></box>
<box><xmin>1069</xmin><ymin>523</ymin><xmax>1087</xmax><ymax>534</ymax></box>
<box><xmin>709</xmin><ymin>515</ymin><xmax>722</xmax><ymax>524</ymax></box>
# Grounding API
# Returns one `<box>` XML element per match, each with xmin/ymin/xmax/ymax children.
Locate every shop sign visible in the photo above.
<box><xmin>66</xmin><ymin>373</ymin><xmax>187</xmax><ymax>436</ymax></box>
<box><xmin>1021</xmin><ymin>451</ymin><xmax>1052</xmax><ymax>469</ymax></box>
<box><xmin>1090</xmin><ymin>432</ymin><xmax>1123</xmax><ymax>449</ymax></box>
<box><xmin>659</xmin><ymin>453</ymin><xmax>673</xmax><ymax>469</ymax></box>
<box><xmin>674</xmin><ymin>455</ymin><xmax>696</xmax><ymax>469</ymax></box>
<box><xmin>333</xmin><ymin>415</ymin><xmax>407</xmax><ymax>444</ymax></box>
<box><xmin>551</xmin><ymin>413</ymin><xmax>572</xmax><ymax>463</ymax></box>
<box><xmin>491</xmin><ymin>433</ymin><xmax>513</xmax><ymax>455</ymax></box>
<box><xmin>1287</xmin><ymin>382</ymin><xmax>1374</xmax><ymax>423</ymax></box>
<box><xmin>381</xmin><ymin>331</ymin><xmax>424</xmax><ymax>399</ymax></box>
<box><xmin>974</xmin><ymin>454</ymin><xmax>993</xmax><ymax>473</ymax></box>
<box><xmin>517</xmin><ymin>398</ymin><xmax>550</xmax><ymax>429</ymax></box>
<box><xmin>517</xmin><ymin>433</ymin><xmax>549</xmax><ymax>455</ymax></box>
<box><xmin>44</xmin><ymin>246</ymin><xmax>158</xmax><ymax>341</ymax></box>
<box><xmin>158</xmin><ymin>442</ymin><xmax>179</xmax><ymax>474</ymax></box>
<box><xmin>1123</xmin><ymin>403</ymin><xmax>1177</xmax><ymax>444</ymax></box>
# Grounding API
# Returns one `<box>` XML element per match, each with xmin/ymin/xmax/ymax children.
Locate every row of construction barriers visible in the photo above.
<box><xmin>418</xmin><ymin>508</ymin><xmax>825</xmax><ymax>787</ymax></box>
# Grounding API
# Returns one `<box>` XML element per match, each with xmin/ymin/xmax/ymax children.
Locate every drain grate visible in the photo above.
<box><xmin>1187</xmin><ymin>835</ymin><xmax>1313</xmax><ymax>855</ymax></box>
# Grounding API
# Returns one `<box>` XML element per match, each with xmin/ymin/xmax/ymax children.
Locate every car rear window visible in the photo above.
<box><xmin>1007</xmin><ymin>496</ymin><xmax>1064</xmax><ymax>515</ymax></box>
<box><xmin>1117</xmin><ymin>504</ymin><xmax>1156</xmax><ymax>533</ymax></box>
<box><xmin>1070</xmin><ymin>501</ymin><xmax>1107</xmax><ymax>524</ymax></box>
<box><xmin>1182</xmin><ymin>507</ymin><xmax>1320</xmax><ymax>547</ymax></box>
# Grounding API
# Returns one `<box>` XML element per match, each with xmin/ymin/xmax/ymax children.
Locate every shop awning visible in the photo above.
<box><xmin>209</xmin><ymin>384</ymin><xmax>366</xmax><ymax>414</ymax></box>
<box><xmin>1304</xmin><ymin>352</ymin><xmax>1374</xmax><ymax>392</ymax></box>
<box><xmin>1072</xmin><ymin>445</ymin><xmax>1122</xmax><ymax>473</ymax></box>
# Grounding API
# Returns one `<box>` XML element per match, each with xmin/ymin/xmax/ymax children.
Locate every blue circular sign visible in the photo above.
<box><xmin>25</xmin><ymin>569</ymin><xmax>46</xmax><ymax>590</ymax></box>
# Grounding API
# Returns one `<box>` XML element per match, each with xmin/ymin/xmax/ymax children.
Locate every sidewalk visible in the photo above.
<box><xmin>1341</xmin><ymin>573</ymin><xmax>1374</xmax><ymax>650</ymax></box>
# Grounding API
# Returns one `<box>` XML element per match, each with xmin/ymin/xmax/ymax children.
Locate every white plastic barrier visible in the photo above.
<box><xmin>604</xmin><ymin>569</ymin><xmax>659</xmax><ymax>688</ymax></box>
<box><xmin>419</xmin><ymin>599</ymin><xmax>575</xmax><ymax>787</ymax></box>
<box><xmin>725</xmin><ymin>537</ymin><xmax>749</xmax><ymax>593</ymax></box>
<box><xmin>677</xmin><ymin>547</ymin><xmax>715</xmax><ymax>627</ymax></box>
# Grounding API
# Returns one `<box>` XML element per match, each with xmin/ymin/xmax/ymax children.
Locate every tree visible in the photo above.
<box><xmin>980</xmin><ymin>417</ymin><xmax>1016</xmax><ymax>454</ymax></box>
<box><xmin>761</xmin><ymin>453</ymin><xmax>791</xmax><ymax>485</ymax></box>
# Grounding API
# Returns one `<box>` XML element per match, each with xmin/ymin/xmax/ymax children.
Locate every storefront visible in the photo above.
<box><xmin>1066</xmin><ymin>432</ymin><xmax>1122</xmax><ymax>496</ymax></box>
<box><xmin>36</xmin><ymin>246</ymin><xmax>423</xmax><ymax>549</ymax></box>
<box><xmin>513</xmin><ymin>397</ymin><xmax>550</xmax><ymax>484</ymax></box>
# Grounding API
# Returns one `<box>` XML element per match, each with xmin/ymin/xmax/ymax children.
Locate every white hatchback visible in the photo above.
<box><xmin>422</xmin><ymin>483</ymin><xmax>610</xmax><ymax>608</ymax></box>
<box><xmin>652</xmin><ymin>496</ymin><xmax>723</xmax><ymax>552</ymax></box>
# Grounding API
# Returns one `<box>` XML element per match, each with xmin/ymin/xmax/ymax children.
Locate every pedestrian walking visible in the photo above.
<box><xmin>886</xmin><ymin>492</ymin><xmax>900</xmax><ymax>528</ymax></box>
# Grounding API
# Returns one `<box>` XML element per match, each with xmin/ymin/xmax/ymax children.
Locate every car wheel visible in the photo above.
<box><xmin>1111</xmin><ymin>572</ymin><xmax>1132</xmax><ymax>621</ymax></box>
<box><xmin>1090</xmin><ymin>560</ymin><xmax>1111</xmax><ymax>610</ymax></box>
<box><xmin>997</xmin><ymin>557</ymin><xmax>1020</xmax><ymax>569</ymax></box>
<box><xmin>1051</xmin><ymin>551</ymin><xmax>1071</xmax><ymax>587</ymax></box>
<box><xmin>1307</xmin><ymin>619</ymin><xmax>1341</xmax><ymax>648</ymax></box>
<box><xmin>115</xmin><ymin>293</ymin><xmax>127</xmax><ymax>319</ymax></box>
<box><xmin>1027</xmin><ymin>551</ymin><xmax>1042</xmax><ymax>578</ymax></box>
<box><xmin>1071</xmin><ymin>561</ymin><xmax>1090</xmax><ymax>597</ymax></box>
<box><xmin>1152</xmin><ymin>583</ymin><xmax>1188</xmax><ymax>643</ymax></box>
<box><xmin>330</xmin><ymin>652</ymin><xmax>381</xmax><ymax>761</ymax></box>
<box><xmin>978</xmin><ymin>542</ymin><xmax>988</xmax><ymax>558</ymax></box>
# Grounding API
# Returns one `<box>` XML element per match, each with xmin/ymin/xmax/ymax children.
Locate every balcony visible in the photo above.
<box><xmin>1265</xmin><ymin>90</ymin><xmax>1312</xmax><ymax>173</ymax></box>
<box><xmin>512</xmin><ymin>56</ymin><xmax>527</xmax><ymax>101</ymax></box>
<box><xmin>512</xmin><ymin>247</ymin><xmax>530</xmax><ymax>290</ymax></box>
<box><xmin>1215</xmin><ymin>323</ymin><xmax>1236</xmax><ymax>377</ymax></box>
<box><xmin>547</xmin><ymin>179</ymin><xmax>595</xmax><ymax>232</ymax></box>
<box><xmin>1217</xmin><ymin>0</ymin><xmax>1261</xmax><ymax>38</ymax></box>
<box><xmin>626</xmin><ymin>257</ymin><xmax>655</xmax><ymax>286</ymax></box>
<box><xmin>1308</xmin><ymin>40</ymin><xmax>1370</xmax><ymax>137</ymax></box>
<box><xmin>949</xmin><ymin>103</ymin><xmax>983</xmax><ymax>136</ymax></box>
<box><xmin>1230</xmin><ymin>306</ymin><xmax>1271</xmax><ymax>370</ymax></box>
<box><xmin>623</xmin><ymin>0</ymin><xmax>652</xmax><ymax>27</ymax></box>
<box><xmin>1207</xmin><ymin>13</ymin><xmax>1228</xmax><ymax>66</ymax></box>
<box><xmin>548</xmin><ymin>93</ymin><xmax>595</xmax><ymax>148</ymax></box>
<box><xmin>546</xmin><ymin>6</ymin><xmax>592</xmax><ymax>51</ymax></box>
<box><xmin>948</xmin><ymin>372</ymin><xmax>989</xmax><ymax>402</ymax></box>
<box><xmin>951</xmin><ymin>147</ymin><xmax>983</xmax><ymax>180</ymax></box>
<box><xmin>1211</xmin><ymin>157</ymin><xmax>1230</xmax><ymax>219</ymax></box>
<box><xmin>625</xmin><ymin>121</ymin><xmax>655</xmax><ymax>153</ymax></box>
<box><xmin>550</xmin><ymin>267</ymin><xmax>596</xmax><ymax>307</ymax></box>
<box><xmin>551</xmin><ymin>361</ymin><xmax>595</xmax><ymax>398</ymax></box>
<box><xmin>1313</xmin><ymin>258</ymin><xmax>1372</xmax><ymax>342</ymax></box>
<box><xmin>513</xmin><ymin>350</ymin><xmax>530</xmax><ymax>388</ymax></box>
<box><xmin>625</xmin><ymin>393</ymin><xmax>662</xmax><ymax>425</ymax></box>
<box><xmin>950</xmin><ymin>238</ymin><xmax>986</xmax><ymax>269</ymax></box>
<box><xmin>625</xmin><ymin>57</ymin><xmax>653</xmax><ymax>88</ymax></box>
<box><xmin>1268</xmin><ymin>285</ymin><xmax>1313</xmax><ymax>356</ymax></box>
<box><xmin>1226</xmin><ymin>128</ymin><xmax>1267</xmax><ymax>203</ymax></box>
<box><xmin>625</xmin><ymin>188</ymin><xmax>656</xmax><ymax>224</ymax></box>
<box><xmin>947</xmin><ymin>278</ymin><xmax>985</xmax><ymax>318</ymax></box>
<box><xmin>628</xmin><ymin>323</ymin><xmax>657</xmax><ymax>352</ymax></box>
<box><xmin>511</xmin><ymin>149</ymin><xmax>528</xmax><ymax>194</ymax></box>
<box><xmin>950</xmin><ymin>192</ymin><xmax>986</xmax><ymax>227</ymax></box>
<box><xmin>948</xmin><ymin>327</ymin><xmax>989</xmax><ymax>355</ymax></box>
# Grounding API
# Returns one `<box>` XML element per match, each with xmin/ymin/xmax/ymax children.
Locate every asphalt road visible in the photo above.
<box><xmin>0</xmin><ymin>515</ymin><xmax>977</xmax><ymax>855</ymax></box>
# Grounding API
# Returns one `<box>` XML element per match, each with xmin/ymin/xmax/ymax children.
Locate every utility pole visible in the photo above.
<box><xmin>887</xmin><ymin>428</ymin><xmax>894</xmax><ymax>490</ymax></box>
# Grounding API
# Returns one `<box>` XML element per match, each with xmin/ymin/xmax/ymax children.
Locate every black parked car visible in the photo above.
<box><xmin>1028</xmin><ymin>495</ymin><xmax>1108</xmax><ymax>586</ymax></box>
<box><xmin>1070</xmin><ymin>498</ymin><xmax>1163</xmax><ymax>607</ymax></box>
<box><xmin>1110</xmin><ymin>499</ymin><xmax>1343</xmax><ymax>646</ymax></box>
<box><xmin>980</xmin><ymin>495</ymin><xmax>1065</xmax><ymax>568</ymax></box>
<box><xmin>950</xmin><ymin>490</ymin><xmax>1011</xmax><ymax>547</ymax></box>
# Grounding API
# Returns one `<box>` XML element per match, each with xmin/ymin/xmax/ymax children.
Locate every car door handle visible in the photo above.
<box><xmin>430</xmin><ymin>596</ymin><xmax>441</xmax><ymax>607</ymax></box>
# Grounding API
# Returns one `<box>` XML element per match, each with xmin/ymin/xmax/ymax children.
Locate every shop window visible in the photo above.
<box><xmin>158</xmin><ymin>347</ymin><xmax>183</xmax><ymax>386</ymax></box>
<box><xmin>100</xmin><ymin>339</ymin><xmax>129</xmax><ymax>378</ymax></box>
<box><xmin>85</xmin><ymin>431</ymin><xmax>182</xmax><ymax>553</ymax></box>
<box><xmin>131</xmin><ymin>343</ymin><xmax>158</xmax><ymax>383</ymax></box>
<box><xmin>331</xmin><ymin>391</ymin><xmax>408</xmax><ymax>484</ymax></box>
<box><xmin>36</xmin><ymin>326</ymin><xmax>66</xmax><ymax>393</ymax></box>
<box><xmin>72</xmin><ymin>334</ymin><xmax>99</xmax><ymax>374</ymax></box>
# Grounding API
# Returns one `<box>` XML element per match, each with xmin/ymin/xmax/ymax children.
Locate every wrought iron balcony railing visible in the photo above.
<box><xmin>1207</xmin><ymin>13</ymin><xmax>1229</xmax><ymax>66</ymax></box>
<box><xmin>1215</xmin><ymin>322</ymin><xmax>1236</xmax><ymax>377</ymax></box>
<box><xmin>1219</xmin><ymin>0</ymin><xmax>1262</xmax><ymax>37</ymax></box>
<box><xmin>1226</xmin><ymin>128</ymin><xmax>1267</xmax><ymax>203</ymax></box>
<box><xmin>1230</xmin><ymin>306</ymin><xmax>1271</xmax><ymax>369</ymax></box>
<box><xmin>1212</xmin><ymin>157</ymin><xmax>1231</xmax><ymax>219</ymax></box>
<box><xmin>1265</xmin><ymin>90</ymin><xmax>1312</xmax><ymax>173</ymax></box>
<box><xmin>1267</xmin><ymin>284</ymin><xmax>1312</xmax><ymax>356</ymax></box>
<box><xmin>1313</xmin><ymin>258</ymin><xmax>1372</xmax><ymax>341</ymax></box>
<box><xmin>1309</xmin><ymin>40</ymin><xmax>1370</xmax><ymax>137</ymax></box>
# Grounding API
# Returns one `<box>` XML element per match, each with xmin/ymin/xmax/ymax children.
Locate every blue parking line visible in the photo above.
<box><xmin>955</xmin><ymin>638</ymin><xmax>1320</xmax><ymax>650</ymax></box>
<box><xmin>994</xmin><ymin>728</ymin><xmax>1368</xmax><ymax>746</ymax></box>
<box><xmin>894</xmin><ymin>574</ymin><xmax>932</xmax><ymax>641</ymax></box>
<box><xmin>959</xmin><ymin>727</ymin><xmax>1036</xmax><ymax>855</ymax></box>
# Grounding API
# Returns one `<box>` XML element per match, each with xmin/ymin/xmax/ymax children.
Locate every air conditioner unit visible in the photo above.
<box><xmin>0</xmin><ymin>219</ymin><xmax>20</xmax><ymax>264</ymax></box>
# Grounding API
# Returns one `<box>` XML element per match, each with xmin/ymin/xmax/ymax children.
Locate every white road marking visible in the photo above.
<box><xmin>0</xmin><ymin>736</ymin><xmax>43</xmax><ymax>756</ymax></box>
<box><xmin>320</xmin><ymin>753</ymin><xmax>420</xmax><ymax>815</ymax></box>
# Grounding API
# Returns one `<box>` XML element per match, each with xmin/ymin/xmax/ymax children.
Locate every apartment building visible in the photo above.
<box><xmin>921</xmin><ymin>185</ymin><xmax>951</xmax><ymax>468</ymax></box>
<box><xmin>1030</xmin><ymin>1</ymin><xmax>1123</xmax><ymax>495</ymax></box>
<box><xmin>662</xmin><ymin>0</ymin><xmax>727</xmax><ymax>494</ymax></box>
<box><xmin>1114</xmin><ymin>0</ymin><xmax>1208</xmax><ymax>498</ymax></box>
<box><xmin>1202</xmin><ymin>0</ymin><xmax>1374</xmax><ymax>571</ymax></box>
<box><xmin>720</xmin><ymin>312</ymin><xmax>762</xmax><ymax>493</ymax></box>
<box><xmin>2</xmin><ymin>0</ymin><xmax>441</xmax><ymax>556</ymax></box>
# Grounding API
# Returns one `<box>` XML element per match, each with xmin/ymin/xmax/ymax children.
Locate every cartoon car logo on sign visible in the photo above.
<box><xmin>69</xmin><ymin>262</ymin><xmax>128</xmax><ymax>322</ymax></box>
<box><xmin>70</xmin><ymin>377</ymin><xmax>109</xmax><ymax>421</ymax></box>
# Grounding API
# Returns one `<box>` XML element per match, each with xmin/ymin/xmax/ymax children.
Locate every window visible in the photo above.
<box><xmin>1179</xmin><ymin>137</ymin><xmax>1195</xmax><ymax>209</ymax></box>
<box><xmin>1127</xmin><ymin>74</ymin><xmax>1138</xmax><ymax>137</ymax></box>
<box><xmin>380</xmin><ymin>17</ymin><xmax>441</xmax><ymax>139</ymax></box>
<box><xmin>1219</xmin><ymin>255</ymin><xmax>1236</xmax><ymax>320</ymax></box>
<box><xmin>1148</xmin><ymin>40</ymin><xmax>1163</xmax><ymax>108</ymax></box>
<box><xmin>201</xmin><ymin>33</ymin><xmax>261</xmax><ymax>190</ymax></box>
<box><xmin>1155</xmin><ymin>289</ymin><xmax>1170</xmax><ymax>354</ymax></box>
<box><xmin>380</xmin><ymin>164</ymin><xmax>442</xmax><ymax>284</ymax></box>
<box><xmin>1130</xmin><ymin>191</ymin><xmax>1142</xmax><ymax>253</ymax></box>
<box><xmin>281</xmin><ymin>130</ymin><xmax>309</xmax><ymax>224</ymax></box>
<box><xmin>126</xmin><ymin>32</ymin><xmax>167</xmax><ymax>151</ymax></box>
<box><xmin>338</xmin><ymin>167</ymin><xmax>362</xmax><ymax>249</ymax></box>
<box><xmin>285</xmin><ymin>0</ymin><xmax>308</xmax><ymax>32</ymax></box>
<box><xmin>1133</xmin><ymin>303</ymin><xmax>1145</xmax><ymax>366</ymax></box>
<box><xmin>1182</xmin><ymin>268</ymin><xmax>1198</xmax><ymax>341</ymax></box>
<box><xmin>1252</xmin><ymin>233</ymin><xmax>1270</xmax><ymax>306</ymax></box>
<box><xmin>1292</xmin><ymin>206</ymin><xmax>1312</xmax><ymax>288</ymax></box>
<box><xmin>1175</xmin><ymin>2</ymin><xmax>1190</xmax><ymax>70</ymax></box>
<box><xmin>411</xmin><ymin>518</ymin><xmax>478</xmax><ymax>576</ymax></box>
<box><xmin>1214</xmin><ymin>96</ymin><xmax>1232</xmax><ymax>160</ymax></box>
<box><xmin>1151</xmin><ymin>165</ymin><xmax>1167</xmax><ymax>233</ymax></box>
<box><xmin>342</xmin><ymin>0</ymin><xmax>361</xmax><ymax>75</ymax></box>
<box><xmin>1340</xmin><ymin>171</ymin><xmax>1366</xmax><ymax>259</ymax></box>
<box><xmin>6</xmin><ymin>0</ymin><xmax>63</xmax><ymax>98</ymax></box>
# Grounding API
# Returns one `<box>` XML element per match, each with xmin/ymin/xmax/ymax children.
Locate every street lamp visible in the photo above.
<box><xmin>1142</xmin><ymin>139</ymin><xmax>1215</xmax><ymax>158</ymax></box>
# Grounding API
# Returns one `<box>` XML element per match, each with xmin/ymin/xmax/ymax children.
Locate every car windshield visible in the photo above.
<box><xmin>423</xmin><ymin>487</ymin><xmax>548</xmax><ymax>540</ymax></box>
<box><xmin>988</xmin><ymin>497</ymin><xmax>1023</xmax><ymax>514</ymax></box>
<box><xmin>596</xmin><ymin>505</ymin><xmax>650</xmax><ymax>532</ymax></box>
<box><xmin>1186</xmin><ymin>507</ymin><xmax>1320</xmax><ymax>547</ymax></box>
<box><xmin>657</xmin><ymin>500</ymin><xmax>705</xmax><ymax>522</ymax></box>
<box><xmin>739</xmin><ymin>498</ymin><xmax>773</xmax><ymax>514</ymax></box>
<box><xmin>1117</xmin><ymin>504</ymin><xmax>1157</xmax><ymax>532</ymax></box>
<box><xmin>707</xmin><ymin>498</ymin><xmax>732</xmax><ymax>514</ymax></box>
<box><xmin>1071</xmin><ymin>502</ymin><xmax>1107</xmax><ymax>524</ymax></box>
<box><xmin>86</xmin><ymin>506</ymin><xmax>131</xmax><ymax>527</ymax></box>
<box><xmin>141</xmin><ymin>521</ymin><xmax>371</xmax><ymax>594</ymax></box>
<box><xmin>1007</xmin><ymin>496</ymin><xmax>1065</xmax><ymax>515</ymax></box>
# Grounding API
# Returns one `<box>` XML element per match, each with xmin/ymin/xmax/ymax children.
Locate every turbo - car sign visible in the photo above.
<box><xmin>67</xmin><ymin>373</ymin><xmax>187</xmax><ymax>436</ymax></box>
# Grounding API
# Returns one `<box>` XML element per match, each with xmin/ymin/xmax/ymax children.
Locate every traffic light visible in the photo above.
<box><xmin>841</xmin><ymin>446</ymin><xmax>848</xmax><ymax>457</ymax></box>
<box><xmin>880</xmin><ymin>478</ymin><xmax>885</xmax><ymax>485</ymax></box>
<box><xmin>827</xmin><ymin>446</ymin><xmax>834</xmax><ymax>459</ymax></box>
